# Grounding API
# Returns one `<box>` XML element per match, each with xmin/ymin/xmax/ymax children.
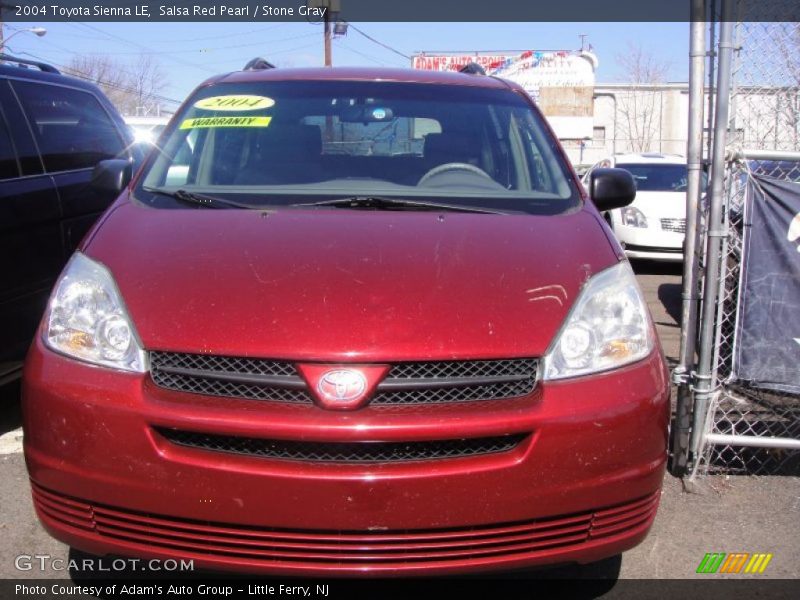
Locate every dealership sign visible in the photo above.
<box><xmin>412</xmin><ymin>50</ymin><xmax>597</xmax><ymax>139</ymax></box>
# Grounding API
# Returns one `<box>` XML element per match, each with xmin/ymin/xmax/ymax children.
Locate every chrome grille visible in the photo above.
<box><xmin>660</xmin><ymin>218</ymin><xmax>686</xmax><ymax>233</ymax></box>
<box><xmin>150</xmin><ymin>352</ymin><xmax>538</xmax><ymax>406</ymax></box>
<box><xmin>156</xmin><ymin>428</ymin><xmax>527</xmax><ymax>463</ymax></box>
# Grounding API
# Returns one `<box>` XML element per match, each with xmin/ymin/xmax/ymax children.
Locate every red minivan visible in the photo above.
<box><xmin>23</xmin><ymin>66</ymin><xmax>669</xmax><ymax>576</ymax></box>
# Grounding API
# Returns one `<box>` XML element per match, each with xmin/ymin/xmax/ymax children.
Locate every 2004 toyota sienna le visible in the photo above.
<box><xmin>23</xmin><ymin>66</ymin><xmax>669</xmax><ymax>576</ymax></box>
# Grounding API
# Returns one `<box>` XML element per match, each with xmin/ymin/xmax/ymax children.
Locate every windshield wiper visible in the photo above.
<box><xmin>291</xmin><ymin>196</ymin><xmax>512</xmax><ymax>214</ymax></box>
<box><xmin>144</xmin><ymin>187</ymin><xmax>256</xmax><ymax>210</ymax></box>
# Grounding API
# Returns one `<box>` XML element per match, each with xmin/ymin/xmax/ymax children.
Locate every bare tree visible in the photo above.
<box><xmin>65</xmin><ymin>54</ymin><xmax>131</xmax><ymax>109</ymax></box>
<box><xmin>126</xmin><ymin>54</ymin><xmax>168</xmax><ymax>116</ymax></box>
<box><xmin>615</xmin><ymin>43</ymin><xmax>670</xmax><ymax>153</ymax></box>
<box><xmin>65</xmin><ymin>53</ymin><xmax>168</xmax><ymax>116</ymax></box>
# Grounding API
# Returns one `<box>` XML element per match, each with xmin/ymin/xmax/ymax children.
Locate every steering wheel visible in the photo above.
<box><xmin>418</xmin><ymin>162</ymin><xmax>493</xmax><ymax>186</ymax></box>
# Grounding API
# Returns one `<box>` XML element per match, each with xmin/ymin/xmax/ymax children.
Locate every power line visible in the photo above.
<box><xmin>56</xmin><ymin>30</ymin><xmax>319</xmax><ymax>56</ymax></box>
<box><xmin>333</xmin><ymin>39</ymin><xmax>400</xmax><ymax>67</ymax></box>
<box><xmin>347</xmin><ymin>24</ymin><xmax>411</xmax><ymax>61</ymax></box>
<box><xmin>73</xmin><ymin>23</ymin><xmax>217</xmax><ymax>74</ymax></box>
<box><xmin>14</xmin><ymin>50</ymin><xmax>183</xmax><ymax>106</ymax></box>
<box><xmin>10</xmin><ymin>39</ymin><xmax>184</xmax><ymax>94</ymax></box>
<box><xmin>137</xmin><ymin>24</ymin><xmax>289</xmax><ymax>44</ymax></box>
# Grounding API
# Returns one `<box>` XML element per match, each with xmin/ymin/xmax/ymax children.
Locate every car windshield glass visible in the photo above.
<box><xmin>616</xmin><ymin>163</ymin><xmax>707</xmax><ymax>192</ymax></box>
<box><xmin>137</xmin><ymin>80</ymin><xmax>580</xmax><ymax>214</ymax></box>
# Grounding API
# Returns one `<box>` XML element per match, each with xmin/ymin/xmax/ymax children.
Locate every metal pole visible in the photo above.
<box><xmin>706</xmin><ymin>0</ymin><xmax>717</xmax><ymax>163</ymax></box>
<box><xmin>704</xmin><ymin>434</ymin><xmax>800</xmax><ymax>450</ymax></box>
<box><xmin>690</xmin><ymin>0</ymin><xmax>735</xmax><ymax>464</ymax></box>
<box><xmin>730</xmin><ymin>149</ymin><xmax>800</xmax><ymax>161</ymax></box>
<box><xmin>670</xmin><ymin>0</ymin><xmax>706</xmax><ymax>476</ymax></box>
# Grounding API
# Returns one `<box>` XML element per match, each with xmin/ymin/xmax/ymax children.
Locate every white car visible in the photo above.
<box><xmin>583</xmin><ymin>153</ymin><xmax>700</xmax><ymax>262</ymax></box>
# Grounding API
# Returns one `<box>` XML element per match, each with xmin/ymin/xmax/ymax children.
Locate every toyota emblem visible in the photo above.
<box><xmin>317</xmin><ymin>369</ymin><xmax>368</xmax><ymax>403</ymax></box>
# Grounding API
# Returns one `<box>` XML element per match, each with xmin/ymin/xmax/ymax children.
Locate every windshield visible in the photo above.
<box><xmin>137</xmin><ymin>80</ymin><xmax>580</xmax><ymax>214</ymax></box>
<box><xmin>616</xmin><ymin>163</ymin><xmax>706</xmax><ymax>192</ymax></box>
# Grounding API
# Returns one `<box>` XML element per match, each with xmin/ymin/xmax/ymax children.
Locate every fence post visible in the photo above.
<box><xmin>689</xmin><ymin>0</ymin><xmax>735</xmax><ymax>467</ymax></box>
<box><xmin>670</xmin><ymin>0</ymin><xmax>706</xmax><ymax>476</ymax></box>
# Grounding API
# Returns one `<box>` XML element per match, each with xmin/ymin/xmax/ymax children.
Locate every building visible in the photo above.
<box><xmin>573</xmin><ymin>83</ymin><xmax>799</xmax><ymax>169</ymax></box>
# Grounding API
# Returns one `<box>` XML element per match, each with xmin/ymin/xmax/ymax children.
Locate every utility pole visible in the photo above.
<box><xmin>309</xmin><ymin>0</ymin><xmax>340</xmax><ymax>67</ymax></box>
<box><xmin>310</xmin><ymin>1</ymin><xmax>341</xmax><ymax>142</ymax></box>
<box><xmin>324</xmin><ymin>9</ymin><xmax>332</xmax><ymax>66</ymax></box>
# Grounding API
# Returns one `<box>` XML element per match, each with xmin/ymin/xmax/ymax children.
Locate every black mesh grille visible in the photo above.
<box><xmin>387</xmin><ymin>359</ymin><xmax>537</xmax><ymax>380</ymax></box>
<box><xmin>150</xmin><ymin>351</ymin><xmax>312</xmax><ymax>404</ymax></box>
<box><xmin>156</xmin><ymin>428</ymin><xmax>527</xmax><ymax>463</ymax></box>
<box><xmin>151</xmin><ymin>370</ymin><xmax>313</xmax><ymax>404</ymax></box>
<box><xmin>373</xmin><ymin>359</ymin><xmax>538</xmax><ymax>405</ymax></box>
<box><xmin>151</xmin><ymin>351</ymin><xmax>296</xmax><ymax>377</ymax></box>
<box><xmin>372</xmin><ymin>381</ymin><xmax>534</xmax><ymax>405</ymax></box>
<box><xmin>149</xmin><ymin>352</ymin><xmax>538</xmax><ymax>406</ymax></box>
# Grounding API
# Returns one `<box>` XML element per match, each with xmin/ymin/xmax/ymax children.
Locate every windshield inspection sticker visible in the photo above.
<box><xmin>194</xmin><ymin>95</ymin><xmax>275</xmax><ymax>111</ymax></box>
<box><xmin>179</xmin><ymin>116</ymin><xmax>272</xmax><ymax>130</ymax></box>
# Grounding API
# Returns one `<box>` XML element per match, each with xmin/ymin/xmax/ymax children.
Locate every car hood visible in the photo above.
<box><xmin>84</xmin><ymin>200</ymin><xmax>619</xmax><ymax>361</ymax></box>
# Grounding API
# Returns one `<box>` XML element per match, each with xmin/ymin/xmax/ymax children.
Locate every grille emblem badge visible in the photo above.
<box><xmin>296</xmin><ymin>363</ymin><xmax>391</xmax><ymax>410</ymax></box>
<box><xmin>318</xmin><ymin>369</ymin><xmax>367</xmax><ymax>402</ymax></box>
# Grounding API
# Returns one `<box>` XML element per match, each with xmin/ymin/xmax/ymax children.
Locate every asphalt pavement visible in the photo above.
<box><xmin>0</xmin><ymin>260</ymin><xmax>798</xmax><ymax>583</ymax></box>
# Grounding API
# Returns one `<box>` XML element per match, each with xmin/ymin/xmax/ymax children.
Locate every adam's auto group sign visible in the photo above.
<box><xmin>412</xmin><ymin>50</ymin><xmax>598</xmax><ymax>139</ymax></box>
<box><xmin>412</xmin><ymin>54</ymin><xmax>516</xmax><ymax>72</ymax></box>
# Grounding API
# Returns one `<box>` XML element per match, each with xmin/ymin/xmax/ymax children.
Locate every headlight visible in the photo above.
<box><xmin>621</xmin><ymin>206</ymin><xmax>648</xmax><ymax>228</ymax></box>
<box><xmin>543</xmin><ymin>262</ymin><xmax>654</xmax><ymax>380</ymax></box>
<box><xmin>45</xmin><ymin>252</ymin><xmax>146</xmax><ymax>372</ymax></box>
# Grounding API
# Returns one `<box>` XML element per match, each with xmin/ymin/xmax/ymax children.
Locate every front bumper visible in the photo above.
<box><xmin>23</xmin><ymin>339</ymin><xmax>669</xmax><ymax>576</ymax></box>
<box><xmin>624</xmin><ymin>247</ymin><xmax>684</xmax><ymax>263</ymax></box>
<box><xmin>615</xmin><ymin>224</ymin><xmax>684</xmax><ymax>262</ymax></box>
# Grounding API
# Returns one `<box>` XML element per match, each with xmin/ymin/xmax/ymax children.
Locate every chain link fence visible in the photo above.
<box><xmin>690</xmin><ymin>14</ymin><xmax>800</xmax><ymax>476</ymax></box>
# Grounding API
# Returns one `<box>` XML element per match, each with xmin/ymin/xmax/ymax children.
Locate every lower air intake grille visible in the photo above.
<box><xmin>156</xmin><ymin>428</ymin><xmax>527</xmax><ymax>463</ymax></box>
<box><xmin>31</xmin><ymin>482</ymin><xmax>660</xmax><ymax>570</ymax></box>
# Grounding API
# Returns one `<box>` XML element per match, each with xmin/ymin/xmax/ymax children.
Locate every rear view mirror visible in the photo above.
<box><xmin>339</xmin><ymin>106</ymin><xmax>395</xmax><ymax>123</ymax></box>
<box><xmin>589</xmin><ymin>168</ymin><xmax>636</xmax><ymax>211</ymax></box>
<box><xmin>91</xmin><ymin>159</ymin><xmax>132</xmax><ymax>196</ymax></box>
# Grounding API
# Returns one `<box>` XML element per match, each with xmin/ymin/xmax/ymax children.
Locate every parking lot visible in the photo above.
<box><xmin>0</xmin><ymin>261</ymin><xmax>798</xmax><ymax>581</ymax></box>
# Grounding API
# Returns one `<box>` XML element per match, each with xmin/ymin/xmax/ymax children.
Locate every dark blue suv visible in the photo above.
<box><xmin>0</xmin><ymin>54</ymin><xmax>140</xmax><ymax>384</ymax></box>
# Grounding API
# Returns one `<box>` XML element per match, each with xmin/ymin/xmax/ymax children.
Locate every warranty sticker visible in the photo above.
<box><xmin>179</xmin><ymin>116</ymin><xmax>273</xmax><ymax>129</ymax></box>
<box><xmin>194</xmin><ymin>95</ymin><xmax>275</xmax><ymax>111</ymax></box>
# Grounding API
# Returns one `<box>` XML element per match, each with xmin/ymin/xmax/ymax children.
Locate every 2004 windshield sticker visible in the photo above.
<box><xmin>194</xmin><ymin>95</ymin><xmax>275</xmax><ymax>111</ymax></box>
<box><xmin>180</xmin><ymin>95</ymin><xmax>276</xmax><ymax>129</ymax></box>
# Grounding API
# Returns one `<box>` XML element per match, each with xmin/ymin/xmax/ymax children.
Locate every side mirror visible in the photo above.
<box><xmin>589</xmin><ymin>168</ymin><xmax>636</xmax><ymax>211</ymax></box>
<box><xmin>91</xmin><ymin>159</ymin><xmax>132</xmax><ymax>195</ymax></box>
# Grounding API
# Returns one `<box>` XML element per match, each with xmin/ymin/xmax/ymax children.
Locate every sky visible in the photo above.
<box><xmin>3</xmin><ymin>21</ymin><xmax>689</xmax><ymax>107</ymax></box>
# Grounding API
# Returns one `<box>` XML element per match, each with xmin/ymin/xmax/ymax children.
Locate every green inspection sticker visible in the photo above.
<box><xmin>179</xmin><ymin>116</ymin><xmax>273</xmax><ymax>129</ymax></box>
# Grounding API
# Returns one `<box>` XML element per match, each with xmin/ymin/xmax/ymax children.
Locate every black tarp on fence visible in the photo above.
<box><xmin>733</xmin><ymin>172</ymin><xmax>800</xmax><ymax>394</ymax></box>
